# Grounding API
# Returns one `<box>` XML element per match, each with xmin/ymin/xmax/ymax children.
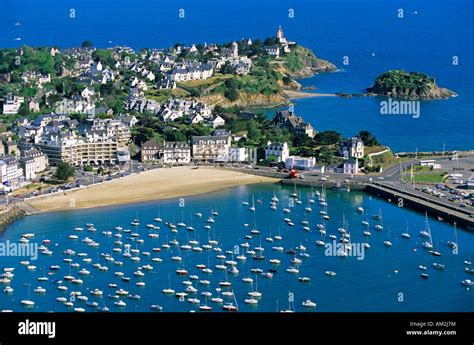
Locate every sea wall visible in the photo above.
<box><xmin>0</xmin><ymin>206</ymin><xmax>26</xmax><ymax>233</ymax></box>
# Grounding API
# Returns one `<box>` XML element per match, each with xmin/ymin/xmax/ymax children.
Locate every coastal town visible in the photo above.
<box><xmin>0</xmin><ymin>26</ymin><xmax>473</xmax><ymax>227</ymax></box>
<box><xmin>0</xmin><ymin>4</ymin><xmax>473</xmax><ymax>343</ymax></box>
<box><xmin>0</xmin><ymin>27</ymin><xmax>374</xmax><ymax>195</ymax></box>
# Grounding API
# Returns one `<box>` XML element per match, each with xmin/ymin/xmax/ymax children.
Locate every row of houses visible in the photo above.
<box><xmin>266</xmin><ymin>137</ymin><xmax>364</xmax><ymax>174</ymax></box>
<box><xmin>0</xmin><ymin>148</ymin><xmax>48</xmax><ymax>190</ymax></box>
<box><xmin>170</xmin><ymin>62</ymin><xmax>214</xmax><ymax>82</ymax></box>
<box><xmin>141</xmin><ymin>129</ymin><xmax>256</xmax><ymax>164</ymax></box>
<box><xmin>156</xmin><ymin>99</ymin><xmax>225</xmax><ymax>128</ymax></box>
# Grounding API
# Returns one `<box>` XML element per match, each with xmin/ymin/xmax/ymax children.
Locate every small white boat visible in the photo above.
<box><xmin>302</xmin><ymin>299</ymin><xmax>317</xmax><ymax>308</ymax></box>
<box><xmin>461</xmin><ymin>279</ymin><xmax>474</xmax><ymax>287</ymax></box>
<box><xmin>21</xmin><ymin>300</ymin><xmax>35</xmax><ymax>307</ymax></box>
<box><xmin>286</xmin><ymin>267</ymin><xmax>299</xmax><ymax>274</ymax></box>
<box><xmin>34</xmin><ymin>287</ymin><xmax>46</xmax><ymax>294</ymax></box>
<box><xmin>325</xmin><ymin>271</ymin><xmax>336</xmax><ymax>277</ymax></box>
<box><xmin>244</xmin><ymin>298</ymin><xmax>258</xmax><ymax>305</ymax></box>
<box><xmin>114</xmin><ymin>300</ymin><xmax>127</xmax><ymax>307</ymax></box>
<box><xmin>422</xmin><ymin>241</ymin><xmax>433</xmax><ymax>249</ymax></box>
<box><xmin>420</xmin><ymin>230</ymin><xmax>430</xmax><ymax>238</ymax></box>
<box><xmin>91</xmin><ymin>289</ymin><xmax>103</xmax><ymax>296</ymax></box>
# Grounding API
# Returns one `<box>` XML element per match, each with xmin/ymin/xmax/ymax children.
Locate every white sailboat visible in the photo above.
<box><xmin>401</xmin><ymin>221</ymin><xmax>410</xmax><ymax>239</ymax></box>
<box><xmin>420</xmin><ymin>213</ymin><xmax>431</xmax><ymax>238</ymax></box>
<box><xmin>21</xmin><ymin>284</ymin><xmax>35</xmax><ymax>307</ymax></box>
<box><xmin>249</xmin><ymin>195</ymin><xmax>256</xmax><ymax>212</ymax></box>
<box><xmin>383</xmin><ymin>227</ymin><xmax>393</xmax><ymax>247</ymax></box>
<box><xmin>447</xmin><ymin>222</ymin><xmax>458</xmax><ymax>249</ymax></box>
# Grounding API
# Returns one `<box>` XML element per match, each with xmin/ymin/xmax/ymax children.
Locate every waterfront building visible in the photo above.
<box><xmin>265</xmin><ymin>141</ymin><xmax>289</xmax><ymax>163</ymax></box>
<box><xmin>162</xmin><ymin>141</ymin><xmax>191</xmax><ymax>164</ymax></box>
<box><xmin>228</xmin><ymin>147</ymin><xmax>248</xmax><ymax>162</ymax></box>
<box><xmin>0</xmin><ymin>157</ymin><xmax>23</xmax><ymax>183</ymax></box>
<box><xmin>20</xmin><ymin>148</ymin><xmax>48</xmax><ymax>174</ymax></box>
<box><xmin>341</xmin><ymin>158</ymin><xmax>359</xmax><ymax>175</ymax></box>
<box><xmin>36</xmin><ymin>131</ymin><xmax>119</xmax><ymax>166</ymax></box>
<box><xmin>285</xmin><ymin>156</ymin><xmax>316</xmax><ymax>170</ymax></box>
<box><xmin>192</xmin><ymin>131</ymin><xmax>232</xmax><ymax>162</ymax></box>
<box><xmin>19</xmin><ymin>157</ymin><xmax>36</xmax><ymax>180</ymax></box>
<box><xmin>141</xmin><ymin>139</ymin><xmax>161</xmax><ymax>162</ymax></box>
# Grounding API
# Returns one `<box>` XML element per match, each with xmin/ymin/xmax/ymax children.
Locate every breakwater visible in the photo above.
<box><xmin>0</xmin><ymin>206</ymin><xmax>26</xmax><ymax>233</ymax></box>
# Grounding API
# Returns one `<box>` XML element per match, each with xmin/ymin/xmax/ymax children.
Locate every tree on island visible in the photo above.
<box><xmin>54</xmin><ymin>162</ymin><xmax>75</xmax><ymax>181</ymax></box>
<box><xmin>81</xmin><ymin>40</ymin><xmax>94</xmax><ymax>48</ymax></box>
<box><xmin>358</xmin><ymin>130</ymin><xmax>379</xmax><ymax>147</ymax></box>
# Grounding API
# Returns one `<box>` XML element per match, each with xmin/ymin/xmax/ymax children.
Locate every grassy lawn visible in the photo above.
<box><xmin>14</xmin><ymin>182</ymin><xmax>56</xmax><ymax>194</ymax></box>
<box><xmin>144</xmin><ymin>88</ymin><xmax>190</xmax><ymax>102</ymax></box>
<box><xmin>171</xmin><ymin>88</ymin><xmax>189</xmax><ymax>97</ymax></box>
<box><xmin>412</xmin><ymin>165</ymin><xmax>432</xmax><ymax>173</ymax></box>
<box><xmin>413</xmin><ymin>173</ymin><xmax>447</xmax><ymax>183</ymax></box>
<box><xmin>371</xmin><ymin>150</ymin><xmax>396</xmax><ymax>168</ymax></box>
<box><xmin>364</xmin><ymin>145</ymin><xmax>386</xmax><ymax>155</ymax></box>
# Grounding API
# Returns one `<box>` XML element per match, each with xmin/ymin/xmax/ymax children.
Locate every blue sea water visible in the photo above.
<box><xmin>1</xmin><ymin>184</ymin><xmax>473</xmax><ymax>312</ymax></box>
<box><xmin>0</xmin><ymin>1</ymin><xmax>473</xmax><ymax>312</ymax></box>
<box><xmin>0</xmin><ymin>0</ymin><xmax>473</xmax><ymax>152</ymax></box>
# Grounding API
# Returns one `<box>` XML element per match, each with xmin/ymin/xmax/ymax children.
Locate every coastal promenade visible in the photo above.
<box><xmin>366</xmin><ymin>182</ymin><xmax>474</xmax><ymax>229</ymax></box>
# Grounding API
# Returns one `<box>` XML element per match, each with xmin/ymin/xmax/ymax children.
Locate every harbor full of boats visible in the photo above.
<box><xmin>1</xmin><ymin>184</ymin><xmax>473</xmax><ymax>312</ymax></box>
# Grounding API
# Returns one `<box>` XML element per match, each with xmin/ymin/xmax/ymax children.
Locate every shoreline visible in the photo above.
<box><xmin>283</xmin><ymin>90</ymin><xmax>337</xmax><ymax>99</ymax></box>
<box><xmin>24</xmin><ymin>167</ymin><xmax>278</xmax><ymax>214</ymax></box>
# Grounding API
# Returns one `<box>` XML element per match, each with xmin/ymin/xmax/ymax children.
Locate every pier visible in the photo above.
<box><xmin>221</xmin><ymin>166</ymin><xmax>474</xmax><ymax>230</ymax></box>
<box><xmin>366</xmin><ymin>182</ymin><xmax>474</xmax><ymax>229</ymax></box>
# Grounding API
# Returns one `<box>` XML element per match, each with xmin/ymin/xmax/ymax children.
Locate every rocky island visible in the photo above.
<box><xmin>366</xmin><ymin>70</ymin><xmax>456</xmax><ymax>100</ymax></box>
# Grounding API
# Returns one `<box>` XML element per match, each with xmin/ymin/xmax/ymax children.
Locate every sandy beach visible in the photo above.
<box><xmin>283</xmin><ymin>90</ymin><xmax>336</xmax><ymax>99</ymax></box>
<box><xmin>26</xmin><ymin>167</ymin><xmax>278</xmax><ymax>213</ymax></box>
